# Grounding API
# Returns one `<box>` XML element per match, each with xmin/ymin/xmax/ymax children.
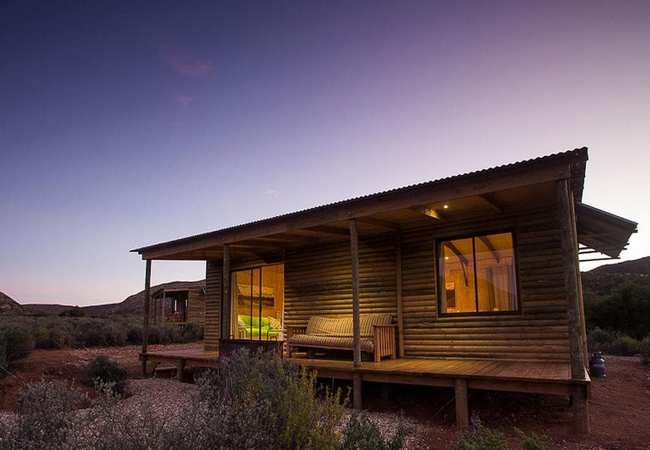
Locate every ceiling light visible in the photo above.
<box><xmin>443</xmin><ymin>204</ymin><xmax>449</xmax><ymax>209</ymax></box>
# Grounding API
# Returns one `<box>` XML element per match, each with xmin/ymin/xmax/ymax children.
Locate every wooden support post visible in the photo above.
<box><xmin>177</xmin><ymin>359</ymin><xmax>186</xmax><ymax>382</ymax></box>
<box><xmin>570</xmin><ymin>200</ymin><xmax>589</xmax><ymax>365</ymax></box>
<box><xmin>353</xmin><ymin>372</ymin><xmax>362</xmax><ymax>410</ymax></box>
<box><xmin>455</xmin><ymin>378</ymin><xmax>469</xmax><ymax>428</ymax></box>
<box><xmin>162</xmin><ymin>290</ymin><xmax>166</xmax><ymax>324</ymax></box>
<box><xmin>141</xmin><ymin>259</ymin><xmax>152</xmax><ymax>377</ymax></box>
<box><xmin>395</xmin><ymin>233</ymin><xmax>404</xmax><ymax>358</ymax></box>
<box><xmin>572</xmin><ymin>384</ymin><xmax>590</xmax><ymax>434</ymax></box>
<box><xmin>350</xmin><ymin>219</ymin><xmax>361</xmax><ymax>369</ymax></box>
<box><xmin>556</xmin><ymin>180</ymin><xmax>587</xmax><ymax>381</ymax></box>
<box><xmin>222</xmin><ymin>244</ymin><xmax>231</xmax><ymax>340</ymax></box>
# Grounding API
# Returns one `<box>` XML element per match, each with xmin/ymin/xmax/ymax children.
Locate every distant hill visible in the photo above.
<box><xmin>104</xmin><ymin>280</ymin><xmax>205</xmax><ymax>316</ymax></box>
<box><xmin>588</xmin><ymin>256</ymin><xmax>650</xmax><ymax>275</ymax></box>
<box><xmin>1</xmin><ymin>280</ymin><xmax>205</xmax><ymax>318</ymax></box>
<box><xmin>0</xmin><ymin>292</ymin><xmax>29</xmax><ymax>316</ymax></box>
<box><xmin>23</xmin><ymin>303</ymin><xmax>120</xmax><ymax>316</ymax></box>
<box><xmin>582</xmin><ymin>256</ymin><xmax>650</xmax><ymax>297</ymax></box>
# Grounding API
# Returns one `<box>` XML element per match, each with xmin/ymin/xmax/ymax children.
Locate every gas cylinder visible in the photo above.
<box><xmin>589</xmin><ymin>351</ymin><xmax>606</xmax><ymax>378</ymax></box>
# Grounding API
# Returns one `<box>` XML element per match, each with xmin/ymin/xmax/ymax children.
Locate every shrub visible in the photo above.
<box><xmin>609</xmin><ymin>335</ymin><xmax>641</xmax><ymax>356</ymax></box>
<box><xmin>86</xmin><ymin>355</ymin><xmax>128</xmax><ymax>394</ymax></box>
<box><xmin>0</xmin><ymin>316</ymin><xmax>195</xmax><ymax>351</ymax></box>
<box><xmin>589</xmin><ymin>281</ymin><xmax>650</xmax><ymax>340</ymax></box>
<box><xmin>12</xmin><ymin>380</ymin><xmax>87</xmax><ymax>448</ymax></box>
<box><xmin>126</xmin><ymin>325</ymin><xmax>143</xmax><ymax>344</ymax></box>
<box><xmin>641</xmin><ymin>336</ymin><xmax>650</xmax><ymax>365</ymax></box>
<box><xmin>340</xmin><ymin>414</ymin><xmax>410</xmax><ymax>450</ymax></box>
<box><xmin>81</xmin><ymin>326</ymin><xmax>106</xmax><ymax>347</ymax></box>
<box><xmin>196</xmin><ymin>348</ymin><xmax>345</xmax><ymax>450</ymax></box>
<box><xmin>515</xmin><ymin>428</ymin><xmax>553</xmax><ymax>450</ymax></box>
<box><xmin>456</xmin><ymin>418</ymin><xmax>507</xmax><ymax>450</ymax></box>
<box><xmin>181</xmin><ymin>322</ymin><xmax>204</xmax><ymax>342</ymax></box>
<box><xmin>587</xmin><ymin>328</ymin><xmax>615</xmax><ymax>353</ymax></box>
<box><xmin>59</xmin><ymin>306</ymin><xmax>85</xmax><ymax>317</ymax></box>
<box><xmin>0</xmin><ymin>325</ymin><xmax>34</xmax><ymax>369</ymax></box>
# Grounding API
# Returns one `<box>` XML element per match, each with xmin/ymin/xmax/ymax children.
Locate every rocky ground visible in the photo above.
<box><xmin>1</xmin><ymin>344</ymin><xmax>649</xmax><ymax>449</ymax></box>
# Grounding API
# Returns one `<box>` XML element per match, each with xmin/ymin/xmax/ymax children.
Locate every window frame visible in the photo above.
<box><xmin>229</xmin><ymin>263</ymin><xmax>285</xmax><ymax>341</ymax></box>
<box><xmin>435</xmin><ymin>229</ymin><xmax>521</xmax><ymax>317</ymax></box>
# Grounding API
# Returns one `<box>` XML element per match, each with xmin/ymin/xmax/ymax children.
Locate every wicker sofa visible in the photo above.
<box><xmin>286</xmin><ymin>314</ymin><xmax>396</xmax><ymax>362</ymax></box>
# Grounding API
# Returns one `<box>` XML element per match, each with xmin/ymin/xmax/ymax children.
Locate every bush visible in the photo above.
<box><xmin>196</xmin><ymin>348</ymin><xmax>346</xmax><ymax>450</ymax></box>
<box><xmin>456</xmin><ymin>419</ymin><xmax>507</xmax><ymax>450</ymax></box>
<box><xmin>11</xmin><ymin>380</ymin><xmax>87</xmax><ymax>448</ymax></box>
<box><xmin>0</xmin><ymin>325</ymin><xmax>34</xmax><ymax>369</ymax></box>
<box><xmin>587</xmin><ymin>328</ymin><xmax>615</xmax><ymax>353</ymax></box>
<box><xmin>340</xmin><ymin>414</ymin><xmax>410</xmax><ymax>450</ymax></box>
<box><xmin>641</xmin><ymin>336</ymin><xmax>650</xmax><ymax>365</ymax></box>
<box><xmin>515</xmin><ymin>428</ymin><xmax>553</xmax><ymax>450</ymax></box>
<box><xmin>86</xmin><ymin>355</ymin><xmax>128</xmax><ymax>394</ymax></box>
<box><xmin>588</xmin><ymin>281</ymin><xmax>650</xmax><ymax>340</ymax></box>
<box><xmin>609</xmin><ymin>336</ymin><xmax>641</xmax><ymax>356</ymax></box>
<box><xmin>127</xmin><ymin>325</ymin><xmax>143</xmax><ymax>344</ymax></box>
<box><xmin>1</xmin><ymin>351</ymin><xmax>411</xmax><ymax>450</ymax></box>
<box><xmin>59</xmin><ymin>306</ymin><xmax>85</xmax><ymax>317</ymax></box>
<box><xmin>181</xmin><ymin>322</ymin><xmax>204</xmax><ymax>342</ymax></box>
<box><xmin>0</xmin><ymin>316</ymin><xmax>198</xmax><ymax>351</ymax></box>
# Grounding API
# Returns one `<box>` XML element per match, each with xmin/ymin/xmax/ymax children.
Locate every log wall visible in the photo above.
<box><xmin>204</xmin><ymin>205</ymin><xmax>571</xmax><ymax>361</ymax></box>
<box><xmin>283</xmin><ymin>205</ymin><xmax>570</xmax><ymax>362</ymax></box>
<box><xmin>187</xmin><ymin>287</ymin><xmax>206</xmax><ymax>324</ymax></box>
<box><xmin>401</xmin><ymin>205</ymin><xmax>570</xmax><ymax>361</ymax></box>
<box><xmin>204</xmin><ymin>261</ymin><xmax>221</xmax><ymax>350</ymax></box>
<box><xmin>284</xmin><ymin>234</ymin><xmax>398</xmax><ymax>328</ymax></box>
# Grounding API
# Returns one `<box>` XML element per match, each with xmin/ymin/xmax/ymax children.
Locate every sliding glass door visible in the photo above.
<box><xmin>231</xmin><ymin>264</ymin><xmax>284</xmax><ymax>341</ymax></box>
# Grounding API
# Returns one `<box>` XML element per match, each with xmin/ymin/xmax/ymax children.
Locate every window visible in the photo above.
<box><xmin>438</xmin><ymin>232</ymin><xmax>518</xmax><ymax>315</ymax></box>
<box><xmin>230</xmin><ymin>264</ymin><xmax>284</xmax><ymax>340</ymax></box>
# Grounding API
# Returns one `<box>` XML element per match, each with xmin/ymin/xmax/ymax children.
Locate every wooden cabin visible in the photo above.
<box><xmin>133</xmin><ymin>148</ymin><xmax>637</xmax><ymax>432</ymax></box>
<box><xmin>150</xmin><ymin>282</ymin><xmax>206</xmax><ymax>325</ymax></box>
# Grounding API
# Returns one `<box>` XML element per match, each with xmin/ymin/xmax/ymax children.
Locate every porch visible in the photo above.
<box><xmin>139</xmin><ymin>347</ymin><xmax>589</xmax><ymax>428</ymax></box>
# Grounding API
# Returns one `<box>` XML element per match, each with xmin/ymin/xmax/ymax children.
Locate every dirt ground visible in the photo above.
<box><xmin>1</xmin><ymin>345</ymin><xmax>648</xmax><ymax>450</ymax></box>
<box><xmin>0</xmin><ymin>341</ymin><xmax>203</xmax><ymax>410</ymax></box>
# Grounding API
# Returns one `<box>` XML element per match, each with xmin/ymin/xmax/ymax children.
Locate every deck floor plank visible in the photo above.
<box><xmin>141</xmin><ymin>349</ymin><xmax>583</xmax><ymax>392</ymax></box>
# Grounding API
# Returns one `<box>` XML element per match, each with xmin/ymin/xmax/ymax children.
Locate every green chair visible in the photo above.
<box><xmin>238</xmin><ymin>315</ymin><xmax>282</xmax><ymax>340</ymax></box>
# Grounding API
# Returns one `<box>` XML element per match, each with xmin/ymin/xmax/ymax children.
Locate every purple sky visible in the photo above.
<box><xmin>1</xmin><ymin>1</ymin><xmax>648</xmax><ymax>306</ymax></box>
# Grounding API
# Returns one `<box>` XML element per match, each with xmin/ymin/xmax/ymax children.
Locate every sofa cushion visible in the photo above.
<box><xmin>305</xmin><ymin>314</ymin><xmax>392</xmax><ymax>338</ymax></box>
<box><xmin>288</xmin><ymin>334</ymin><xmax>375</xmax><ymax>353</ymax></box>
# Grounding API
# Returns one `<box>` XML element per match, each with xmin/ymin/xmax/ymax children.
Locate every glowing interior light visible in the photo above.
<box><xmin>443</xmin><ymin>204</ymin><xmax>449</xmax><ymax>209</ymax></box>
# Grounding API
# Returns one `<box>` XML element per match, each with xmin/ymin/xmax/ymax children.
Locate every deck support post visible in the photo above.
<box><xmin>558</xmin><ymin>179</ymin><xmax>590</xmax><ymax>434</ymax></box>
<box><xmin>353</xmin><ymin>372</ymin><xmax>363</xmax><ymax>410</ymax></box>
<box><xmin>556</xmin><ymin>180</ymin><xmax>587</xmax><ymax>381</ymax></box>
<box><xmin>395</xmin><ymin>233</ymin><xmax>404</xmax><ymax>358</ymax></box>
<box><xmin>571</xmin><ymin>384</ymin><xmax>590</xmax><ymax>434</ymax></box>
<box><xmin>141</xmin><ymin>259</ymin><xmax>152</xmax><ymax>378</ymax></box>
<box><xmin>221</xmin><ymin>244</ymin><xmax>231</xmax><ymax>340</ymax></box>
<box><xmin>162</xmin><ymin>290</ymin><xmax>166</xmax><ymax>324</ymax></box>
<box><xmin>350</xmin><ymin>219</ymin><xmax>361</xmax><ymax>369</ymax></box>
<box><xmin>177</xmin><ymin>359</ymin><xmax>185</xmax><ymax>382</ymax></box>
<box><xmin>455</xmin><ymin>378</ymin><xmax>469</xmax><ymax>428</ymax></box>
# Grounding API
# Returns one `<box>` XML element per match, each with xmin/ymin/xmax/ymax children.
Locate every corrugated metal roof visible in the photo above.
<box><xmin>133</xmin><ymin>147</ymin><xmax>589</xmax><ymax>253</ymax></box>
<box><xmin>576</xmin><ymin>203</ymin><xmax>638</xmax><ymax>258</ymax></box>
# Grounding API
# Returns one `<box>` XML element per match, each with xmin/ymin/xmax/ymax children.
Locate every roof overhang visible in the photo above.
<box><xmin>576</xmin><ymin>203</ymin><xmax>638</xmax><ymax>259</ymax></box>
<box><xmin>132</xmin><ymin>148</ymin><xmax>590</xmax><ymax>261</ymax></box>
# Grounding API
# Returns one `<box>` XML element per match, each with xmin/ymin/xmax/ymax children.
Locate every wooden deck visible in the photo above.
<box><xmin>140</xmin><ymin>349</ymin><xmax>590</xmax><ymax>429</ymax></box>
<box><xmin>141</xmin><ymin>349</ymin><xmax>587</xmax><ymax>395</ymax></box>
<box><xmin>287</xmin><ymin>357</ymin><xmax>589</xmax><ymax>396</ymax></box>
<box><xmin>140</xmin><ymin>349</ymin><xmax>219</xmax><ymax>380</ymax></box>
